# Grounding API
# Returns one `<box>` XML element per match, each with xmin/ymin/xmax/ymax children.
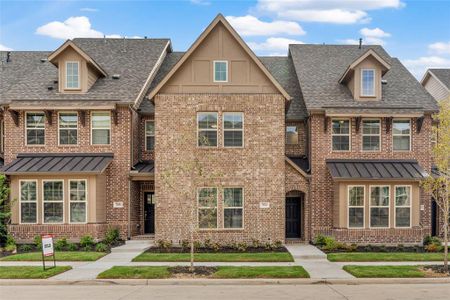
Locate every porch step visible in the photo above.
<box><xmin>131</xmin><ymin>234</ymin><xmax>155</xmax><ymax>241</ymax></box>
<box><xmin>111</xmin><ymin>240</ymin><xmax>153</xmax><ymax>253</ymax></box>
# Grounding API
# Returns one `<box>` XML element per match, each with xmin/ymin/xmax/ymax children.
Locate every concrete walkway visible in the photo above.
<box><xmin>52</xmin><ymin>240</ymin><xmax>153</xmax><ymax>280</ymax></box>
<box><xmin>285</xmin><ymin>244</ymin><xmax>354</xmax><ymax>279</ymax></box>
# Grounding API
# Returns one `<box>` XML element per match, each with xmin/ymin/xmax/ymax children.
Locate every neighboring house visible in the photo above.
<box><xmin>0</xmin><ymin>14</ymin><xmax>439</xmax><ymax>244</ymax></box>
<box><xmin>421</xmin><ymin>68</ymin><xmax>450</xmax><ymax>102</ymax></box>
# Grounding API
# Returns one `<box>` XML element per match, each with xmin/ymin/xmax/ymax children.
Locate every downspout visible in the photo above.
<box><xmin>127</xmin><ymin>104</ymin><xmax>136</xmax><ymax>240</ymax></box>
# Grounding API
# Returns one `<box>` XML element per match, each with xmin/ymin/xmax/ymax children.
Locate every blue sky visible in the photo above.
<box><xmin>1</xmin><ymin>0</ymin><xmax>449</xmax><ymax>78</ymax></box>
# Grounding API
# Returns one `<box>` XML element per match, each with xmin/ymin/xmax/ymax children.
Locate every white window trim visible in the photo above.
<box><xmin>222</xmin><ymin>187</ymin><xmax>244</xmax><ymax>230</ymax></box>
<box><xmin>286</xmin><ymin>125</ymin><xmax>299</xmax><ymax>145</ymax></box>
<box><xmin>42</xmin><ymin>180</ymin><xmax>65</xmax><ymax>224</ymax></box>
<box><xmin>90</xmin><ymin>111</ymin><xmax>111</xmax><ymax>145</ymax></box>
<box><xmin>331</xmin><ymin>119</ymin><xmax>351</xmax><ymax>152</ymax></box>
<box><xmin>361</xmin><ymin>68</ymin><xmax>376</xmax><ymax>97</ymax></box>
<box><xmin>369</xmin><ymin>185</ymin><xmax>390</xmax><ymax>229</ymax></box>
<box><xmin>197</xmin><ymin>112</ymin><xmax>218</xmax><ymax>148</ymax></box>
<box><xmin>362</xmin><ymin>118</ymin><xmax>381</xmax><ymax>152</ymax></box>
<box><xmin>394</xmin><ymin>185</ymin><xmax>412</xmax><ymax>229</ymax></box>
<box><xmin>347</xmin><ymin>185</ymin><xmax>365</xmax><ymax>229</ymax></box>
<box><xmin>25</xmin><ymin>111</ymin><xmax>45</xmax><ymax>146</ymax></box>
<box><xmin>19</xmin><ymin>180</ymin><xmax>38</xmax><ymax>225</ymax></box>
<box><xmin>65</xmin><ymin>61</ymin><xmax>80</xmax><ymax>90</ymax></box>
<box><xmin>144</xmin><ymin>120</ymin><xmax>155</xmax><ymax>151</ymax></box>
<box><xmin>223</xmin><ymin>112</ymin><xmax>244</xmax><ymax>148</ymax></box>
<box><xmin>392</xmin><ymin>118</ymin><xmax>411</xmax><ymax>152</ymax></box>
<box><xmin>213</xmin><ymin>60</ymin><xmax>228</xmax><ymax>83</ymax></box>
<box><xmin>58</xmin><ymin>111</ymin><xmax>79</xmax><ymax>146</ymax></box>
<box><xmin>0</xmin><ymin>120</ymin><xmax>4</xmax><ymax>153</ymax></box>
<box><xmin>197</xmin><ymin>187</ymin><xmax>218</xmax><ymax>230</ymax></box>
<box><xmin>69</xmin><ymin>179</ymin><xmax>88</xmax><ymax>224</ymax></box>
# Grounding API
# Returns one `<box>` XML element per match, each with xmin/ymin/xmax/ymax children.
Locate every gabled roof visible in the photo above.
<box><xmin>421</xmin><ymin>68</ymin><xmax>450</xmax><ymax>91</ymax></box>
<box><xmin>147</xmin><ymin>14</ymin><xmax>291</xmax><ymax>101</ymax></box>
<box><xmin>48</xmin><ymin>40</ymin><xmax>107</xmax><ymax>77</ymax></box>
<box><xmin>339</xmin><ymin>48</ymin><xmax>391</xmax><ymax>83</ymax></box>
<box><xmin>1</xmin><ymin>38</ymin><xmax>170</xmax><ymax>104</ymax></box>
<box><xmin>289</xmin><ymin>44</ymin><xmax>439</xmax><ymax>114</ymax></box>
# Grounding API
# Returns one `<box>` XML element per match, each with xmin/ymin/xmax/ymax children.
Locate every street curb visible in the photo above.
<box><xmin>1</xmin><ymin>277</ymin><xmax>450</xmax><ymax>286</ymax></box>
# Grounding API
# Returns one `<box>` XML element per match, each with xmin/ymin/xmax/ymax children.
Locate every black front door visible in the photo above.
<box><xmin>144</xmin><ymin>192</ymin><xmax>155</xmax><ymax>234</ymax></box>
<box><xmin>285</xmin><ymin>197</ymin><xmax>301</xmax><ymax>238</ymax></box>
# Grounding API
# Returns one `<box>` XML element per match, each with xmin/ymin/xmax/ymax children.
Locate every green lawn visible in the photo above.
<box><xmin>97</xmin><ymin>266</ymin><xmax>309</xmax><ymax>279</ymax></box>
<box><xmin>343</xmin><ymin>265</ymin><xmax>426</xmax><ymax>278</ymax></box>
<box><xmin>0</xmin><ymin>251</ymin><xmax>106</xmax><ymax>262</ymax></box>
<box><xmin>132</xmin><ymin>252</ymin><xmax>294</xmax><ymax>262</ymax></box>
<box><xmin>213</xmin><ymin>266</ymin><xmax>309</xmax><ymax>279</ymax></box>
<box><xmin>97</xmin><ymin>266</ymin><xmax>171</xmax><ymax>279</ymax></box>
<box><xmin>0</xmin><ymin>266</ymin><xmax>72</xmax><ymax>279</ymax></box>
<box><xmin>328</xmin><ymin>252</ymin><xmax>450</xmax><ymax>262</ymax></box>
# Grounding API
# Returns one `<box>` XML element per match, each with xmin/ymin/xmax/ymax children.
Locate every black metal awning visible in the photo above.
<box><xmin>2</xmin><ymin>153</ymin><xmax>113</xmax><ymax>175</ymax></box>
<box><xmin>326</xmin><ymin>159</ymin><xmax>428</xmax><ymax>181</ymax></box>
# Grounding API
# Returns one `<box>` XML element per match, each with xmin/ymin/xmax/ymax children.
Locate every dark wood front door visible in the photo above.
<box><xmin>144</xmin><ymin>192</ymin><xmax>155</xmax><ymax>234</ymax></box>
<box><xmin>285</xmin><ymin>197</ymin><xmax>301</xmax><ymax>238</ymax></box>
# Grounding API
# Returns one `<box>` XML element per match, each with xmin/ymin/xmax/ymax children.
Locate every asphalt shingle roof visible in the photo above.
<box><xmin>429</xmin><ymin>68</ymin><xmax>450</xmax><ymax>90</ymax></box>
<box><xmin>0</xmin><ymin>38</ymin><xmax>169</xmax><ymax>104</ymax></box>
<box><xmin>289</xmin><ymin>44</ymin><xmax>439</xmax><ymax>114</ymax></box>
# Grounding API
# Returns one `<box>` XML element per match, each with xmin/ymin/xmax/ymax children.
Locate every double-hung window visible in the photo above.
<box><xmin>213</xmin><ymin>61</ymin><xmax>228</xmax><ymax>82</ymax></box>
<box><xmin>286</xmin><ymin>126</ymin><xmax>298</xmax><ymax>145</ymax></box>
<box><xmin>362</xmin><ymin>119</ymin><xmax>380</xmax><ymax>151</ymax></box>
<box><xmin>348</xmin><ymin>186</ymin><xmax>364</xmax><ymax>228</ymax></box>
<box><xmin>370</xmin><ymin>186</ymin><xmax>390</xmax><ymax>228</ymax></box>
<box><xmin>145</xmin><ymin>121</ymin><xmax>155</xmax><ymax>151</ymax></box>
<box><xmin>395</xmin><ymin>186</ymin><xmax>411</xmax><ymax>227</ymax></box>
<box><xmin>361</xmin><ymin>69</ymin><xmax>375</xmax><ymax>96</ymax></box>
<box><xmin>224</xmin><ymin>188</ymin><xmax>243</xmax><ymax>229</ymax></box>
<box><xmin>26</xmin><ymin>112</ymin><xmax>45</xmax><ymax>145</ymax></box>
<box><xmin>59</xmin><ymin>112</ymin><xmax>78</xmax><ymax>145</ymax></box>
<box><xmin>43</xmin><ymin>180</ymin><xmax>64</xmax><ymax>224</ymax></box>
<box><xmin>197</xmin><ymin>112</ymin><xmax>218</xmax><ymax>147</ymax></box>
<box><xmin>20</xmin><ymin>180</ymin><xmax>37</xmax><ymax>224</ymax></box>
<box><xmin>332</xmin><ymin>119</ymin><xmax>350</xmax><ymax>151</ymax></box>
<box><xmin>223</xmin><ymin>112</ymin><xmax>243</xmax><ymax>147</ymax></box>
<box><xmin>70</xmin><ymin>180</ymin><xmax>87</xmax><ymax>223</ymax></box>
<box><xmin>393</xmin><ymin>119</ymin><xmax>411</xmax><ymax>151</ymax></box>
<box><xmin>66</xmin><ymin>61</ymin><xmax>80</xmax><ymax>89</ymax></box>
<box><xmin>91</xmin><ymin>111</ymin><xmax>111</xmax><ymax>145</ymax></box>
<box><xmin>198</xmin><ymin>188</ymin><xmax>217</xmax><ymax>229</ymax></box>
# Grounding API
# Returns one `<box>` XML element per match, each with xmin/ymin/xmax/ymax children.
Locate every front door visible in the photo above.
<box><xmin>285</xmin><ymin>197</ymin><xmax>301</xmax><ymax>238</ymax></box>
<box><xmin>144</xmin><ymin>192</ymin><xmax>155</xmax><ymax>234</ymax></box>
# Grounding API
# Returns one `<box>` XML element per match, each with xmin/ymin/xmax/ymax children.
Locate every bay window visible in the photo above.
<box><xmin>20</xmin><ymin>180</ymin><xmax>37</xmax><ymax>224</ymax></box>
<box><xmin>197</xmin><ymin>112</ymin><xmax>217</xmax><ymax>147</ymax></box>
<box><xmin>26</xmin><ymin>112</ymin><xmax>45</xmax><ymax>145</ymax></box>
<box><xmin>348</xmin><ymin>186</ymin><xmax>364</xmax><ymax>228</ymax></box>
<box><xmin>70</xmin><ymin>180</ymin><xmax>87</xmax><ymax>223</ymax></box>
<box><xmin>91</xmin><ymin>111</ymin><xmax>111</xmax><ymax>145</ymax></box>
<box><xmin>224</xmin><ymin>188</ymin><xmax>243</xmax><ymax>229</ymax></box>
<box><xmin>370</xmin><ymin>186</ymin><xmax>390</xmax><ymax>228</ymax></box>
<box><xmin>395</xmin><ymin>186</ymin><xmax>411</xmax><ymax>227</ymax></box>
<box><xmin>43</xmin><ymin>180</ymin><xmax>64</xmax><ymax>223</ymax></box>
<box><xmin>198</xmin><ymin>188</ymin><xmax>217</xmax><ymax>229</ymax></box>
<box><xmin>223</xmin><ymin>112</ymin><xmax>243</xmax><ymax>147</ymax></box>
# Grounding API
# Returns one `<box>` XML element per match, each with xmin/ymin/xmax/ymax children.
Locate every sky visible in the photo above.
<box><xmin>0</xmin><ymin>0</ymin><xmax>449</xmax><ymax>78</ymax></box>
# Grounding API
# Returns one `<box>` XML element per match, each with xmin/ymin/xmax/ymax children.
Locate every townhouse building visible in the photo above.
<box><xmin>0</xmin><ymin>15</ymin><xmax>439</xmax><ymax>244</ymax></box>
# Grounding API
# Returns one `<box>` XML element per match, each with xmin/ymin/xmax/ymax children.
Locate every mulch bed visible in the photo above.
<box><xmin>169</xmin><ymin>266</ymin><xmax>218</xmax><ymax>277</ymax></box>
<box><xmin>320</xmin><ymin>245</ymin><xmax>429</xmax><ymax>254</ymax></box>
<box><xmin>422</xmin><ymin>265</ymin><xmax>450</xmax><ymax>277</ymax></box>
<box><xmin>145</xmin><ymin>246</ymin><xmax>287</xmax><ymax>254</ymax></box>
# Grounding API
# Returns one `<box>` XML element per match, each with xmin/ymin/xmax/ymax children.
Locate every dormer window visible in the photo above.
<box><xmin>361</xmin><ymin>69</ymin><xmax>375</xmax><ymax>97</ymax></box>
<box><xmin>213</xmin><ymin>61</ymin><xmax>228</xmax><ymax>82</ymax></box>
<box><xmin>65</xmin><ymin>61</ymin><xmax>80</xmax><ymax>89</ymax></box>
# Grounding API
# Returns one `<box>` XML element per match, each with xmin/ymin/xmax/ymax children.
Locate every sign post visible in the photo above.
<box><xmin>41</xmin><ymin>235</ymin><xmax>56</xmax><ymax>270</ymax></box>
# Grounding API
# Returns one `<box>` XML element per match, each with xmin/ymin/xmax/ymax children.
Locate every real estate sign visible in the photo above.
<box><xmin>42</xmin><ymin>235</ymin><xmax>54</xmax><ymax>257</ymax></box>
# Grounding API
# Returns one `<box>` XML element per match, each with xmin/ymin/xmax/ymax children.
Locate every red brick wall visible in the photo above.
<box><xmin>309</xmin><ymin>114</ymin><xmax>433</xmax><ymax>244</ymax></box>
<box><xmin>285</xmin><ymin>121</ymin><xmax>307</xmax><ymax>157</ymax></box>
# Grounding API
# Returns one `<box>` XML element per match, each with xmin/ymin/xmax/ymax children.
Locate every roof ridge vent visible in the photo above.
<box><xmin>112</xmin><ymin>74</ymin><xmax>121</xmax><ymax>79</ymax></box>
<box><xmin>40</xmin><ymin>58</ymin><xmax>48</xmax><ymax>63</ymax></box>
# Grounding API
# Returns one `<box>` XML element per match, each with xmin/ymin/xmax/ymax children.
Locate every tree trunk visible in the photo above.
<box><xmin>444</xmin><ymin>216</ymin><xmax>449</xmax><ymax>273</ymax></box>
<box><xmin>190</xmin><ymin>227</ymin><xmax>194</xmax><ymax>274</ymax></box>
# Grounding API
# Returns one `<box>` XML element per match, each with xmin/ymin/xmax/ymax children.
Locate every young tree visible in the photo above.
<box><xmin>422</xmin><ymin>101</ymin><xmax>450</xmax><ymax>272</ymax></box>
<box><xmin>0</xmin><ymin>175</ymin><xmax>11</xmax><ymax>248</ymax></box>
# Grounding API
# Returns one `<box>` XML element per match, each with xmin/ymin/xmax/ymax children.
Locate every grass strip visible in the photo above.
<box><xmin>0</xmin><ymin>266</ymin><xmax>72</xmax><ymax>279</ymax></box>
<box><xmin>0</xmin><ymin>251</ymin><xmax>106</xmax><ymax>262</ymax></box>
<box><xmin>343</xmin><ymin>265</ymin><xmax>425</xmax><ymax>278</ymax></box>
<box><xmin>97</xmin><ymin>266</ymin><xmax>171</xmax><ymax>279</ymax></box>
<box><xmin>213</xmin><ymin>266</ymin><xmax>309</xmax><ymax>279</ymax></box>
<box><xmin>328</xmin><ymin>252</ymin><xmax>450</xmax><ymax>262</ymax></box>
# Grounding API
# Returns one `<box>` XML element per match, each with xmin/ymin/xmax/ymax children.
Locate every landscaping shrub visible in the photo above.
<box><xmin>210</xmin><ymin>242</ymin><xmax>221</xmax><ymax>252</ymax></box>
<box><xmin>95</xmin><ymin>242</ymin><xmax>108</xmax><ymax>252</ymax></box>
<box><xmin>18</xmin><ymin>244</ymin><xmax>33</xmax><ymax>252</ymax></box>
<box><xmin>203</xmin><ymin>239</ymin><xmax>212</xmax><ymax>249</ymax></box>
<box><xmin>104</xmin><ymin>227</ymin><xmax>120</xmax><ymax>245</ymax></box>
<box><xmin>274</xmin><ymin>241</ymin><xmax>283</xmax><ymax>249</ymax></box>
<box><xmin>180</xmin><ymin>239</ymin><xmax>190</xmax><ymax>250</ymax></box>
<box><xmin>423</xmin><ymin>236</ymin><xmax>441</xmax><ymax>246</ymax></box>
<box><xmin>34</xmin><ymin>235</ymin><xmax>42</xmax><ymax>250</ymax></box>
<box><xmin>237</xmin><ymin>242</ymin><xmax>248</xmax><ymax>252</ymax></box>
<box><xmin>251</xmin><ymin>239</ymin><xmax>262</xmax><ymax>248</ymax></box>
<box><xmin>67</xmin><ymin>243</ymin><xmax>78</xmax><ymax>251</ymax></box>
<box><xmin>80</xmin><ymin>235</ymin><xmax>95</xmax><ymax>250</ymax></box>
<box><xmin>0</xmin><ymin>175</ymin><xmax>11</xmax><ymax>248</ymax></box>
<box><xmin>54</xmin><ymin>237</ymin><xmax>68</xmax><ymax>251</ymax></box>
<box><xmin>193</xmin><ymin>240</ymin><xmax>202</xmax><ymax>250</ymax></box>
<box><xmin>156</xmin><ymin>239</ymin><xmax>172</xmax><ymax>249</ymax></box>
<box><xmin>314</xmin><ymin>234</ymin><xmax>327</xmax><ymax>247</ymax></box>
<box><xmin>5</xmin><ymin>234</ymin><xmax>16</xmax><ymax>251</ymax></box>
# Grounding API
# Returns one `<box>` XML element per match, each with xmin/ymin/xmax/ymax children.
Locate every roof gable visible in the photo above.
<box><xmin>148</xmin><ymin>14</ymin><xmax>290</xmax><ymax>100</ymax></box>
<box><xmin>48</xmin><ymin>40</ymin><xmax>107</xmax><ymax>77</ymax></box>
<box><xmin>421</xmin><ymin>69</ymin><xmax>450</xmax><ymax>92</ymax></box>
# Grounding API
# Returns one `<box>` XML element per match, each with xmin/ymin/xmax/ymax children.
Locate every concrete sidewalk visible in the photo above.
<box><xmin>285</xmin><ymin>244</ymin><xmax>354</xmax><ymax>279</ymax></box>
<box><xmin>51</xmin><ymin>240</ymin><xmax>153</xmax><ymax>280</ymax></box>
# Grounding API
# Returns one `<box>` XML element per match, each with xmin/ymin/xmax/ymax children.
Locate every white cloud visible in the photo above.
<box><xmin>429</xmin><ymin>41</ymin><xmax>450</xmax><ymax>55</ymax></box>
<box><xmin>339</xmin><ymin>39</ymin><xmax>360</xmax><ymax>45</ymax></box>
<box><xmin>403</xmin><ymin>56</ymin><xmax>450</xmax><ymax>78</ymax></box>
<box><xmin>80</xmin><ymin>7</ymin><xmax>98</xmax><ymax>12</ymax></box>
<box><xmin>256</xmin><ymin>0</ymin><xmax>404</xmax><ymax>24</ymax></box>
<box><xmin>226</xmin><ymin>15</ymin><xmax>305</xmax><ymax>36</ymax></box>
<box><xmin>360</xmin><ymin>27</ymin><xmax>391</xmax><ymax>38</ymax></box>
<box><xmin>0</xmin><ymin>44</ymin><xmax>13</xmax><ymax>51</ymax></box>
<box><xmin>340</xmin><ymin>27</ymin><xmax>391</xmax><ymax>46</ymax></box>
<box><xmin>36</xmin><ymin>16</ymin><xmax>126</xmax><ymax>39</ymax></box>
<box><xmin>190</xmin><ymin>0</ymin><xmax>210</xmax><ymax>5</ymax></box>
<box><xmin>248</xmin><ymin>37</ymin><xmax>303</xmax><ymax>55</ymax></box>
